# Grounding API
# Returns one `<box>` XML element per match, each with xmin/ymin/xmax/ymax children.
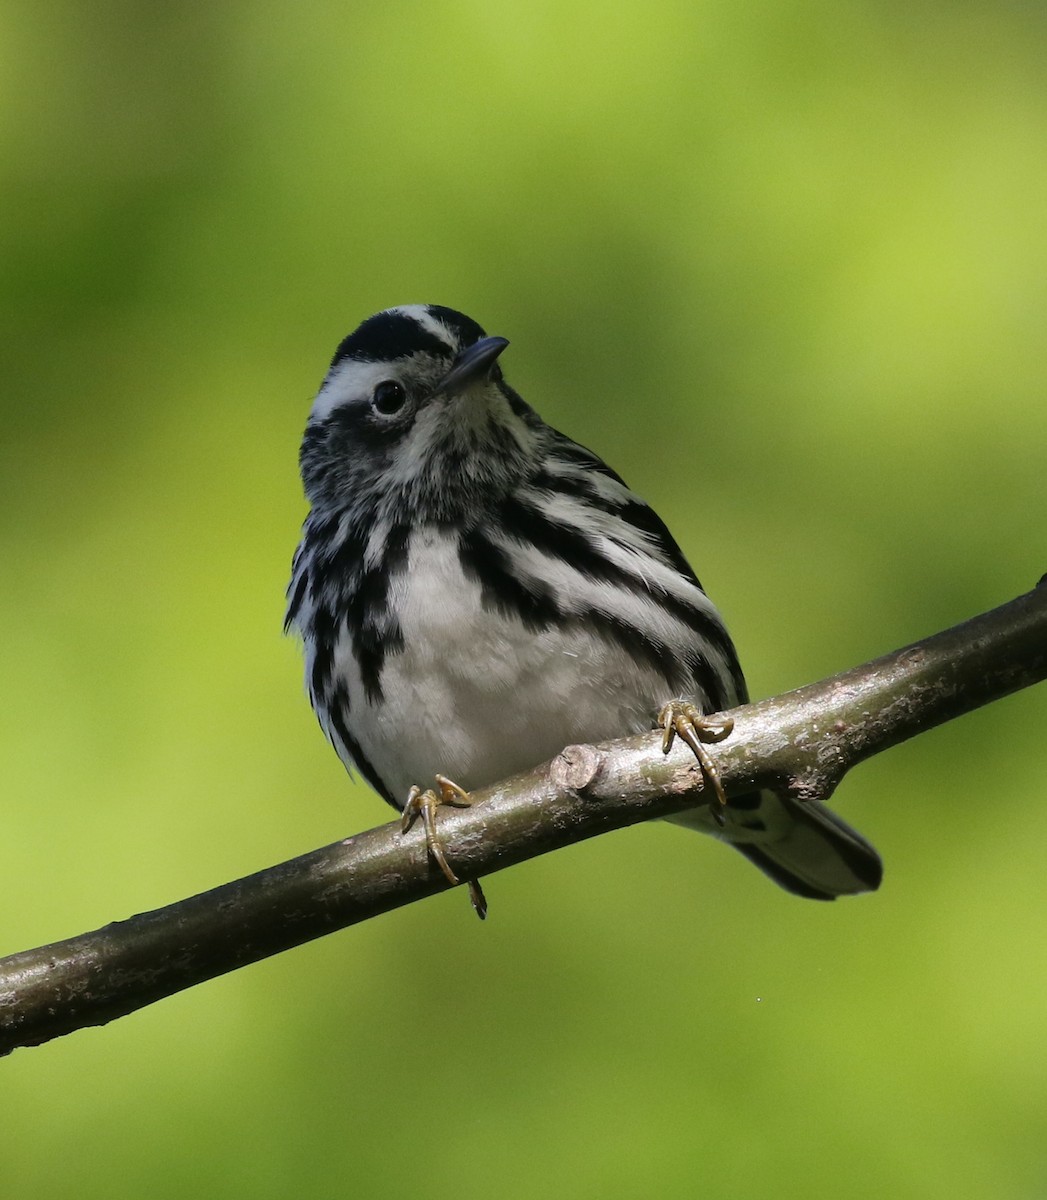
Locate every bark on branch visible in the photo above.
<box><xmin>2</xmin><ymin>583</ymin><xmax>1045</xmax><ymax>1056</ymax></box>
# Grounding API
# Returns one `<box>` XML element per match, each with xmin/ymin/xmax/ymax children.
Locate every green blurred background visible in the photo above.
<box><xmin>2</xmin><ymin>2</ymin><xmax>1046</xmax><ymax>1197</ymax></box>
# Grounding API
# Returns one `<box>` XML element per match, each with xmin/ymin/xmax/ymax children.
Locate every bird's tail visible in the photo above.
<box><xmin>669</xmin><ymin>791</ymin><xmax>882</xmax><ymax>899</ymax></box>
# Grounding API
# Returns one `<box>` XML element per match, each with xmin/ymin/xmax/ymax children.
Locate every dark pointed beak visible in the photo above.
<box><xmin>437</xmin><ymin>336</ymin><xmax>509</xmax><ymax>394</ymax></box>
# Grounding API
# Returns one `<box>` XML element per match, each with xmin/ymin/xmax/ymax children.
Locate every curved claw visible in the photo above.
<box><xmin>402</xmin><ymin>783</ymin><xmax>461</xmax><ymax>884</ymax></box>
<box><xmin>401</xmin><ymin>776</ymin><xmax>488</xmax><ymax>918</ymax></box>
<box><xmin>658</xmin><ymin>700</ymin><xmax>734</xmax><ymax>825</ymax></box>
<box><xmin>467</xmin><ymin>879</ymin><xmax>488</xmax><ymax>920</ymax></box>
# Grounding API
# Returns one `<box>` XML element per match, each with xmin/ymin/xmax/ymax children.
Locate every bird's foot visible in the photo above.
<box><xmin>658</xmin><ymin>701</ymin><xmax>734</xmax><ymax>826</ymax></box>
<box><xmin>402</xmin><ymin>774</ymin><xmax>487</xmax><ymax>919</ymax></box>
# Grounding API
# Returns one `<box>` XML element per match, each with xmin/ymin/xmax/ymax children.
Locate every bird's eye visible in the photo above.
<box><xmin>372</xmin><ymin>380</ymin><xmax>407</xmax><ymax>416</ymax></box>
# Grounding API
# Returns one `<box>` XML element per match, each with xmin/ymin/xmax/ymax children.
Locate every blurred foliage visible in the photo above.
<box><xmin>2</xmin><ymin>1</ymin><xmax>1046</xmax><ymax>1197</ymax></box>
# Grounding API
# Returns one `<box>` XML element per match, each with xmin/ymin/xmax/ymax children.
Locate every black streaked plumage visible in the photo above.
<box><xmin>286</xmin><ymin>304</ymin><xmax>882</xmax><ymax>906</ymax></box>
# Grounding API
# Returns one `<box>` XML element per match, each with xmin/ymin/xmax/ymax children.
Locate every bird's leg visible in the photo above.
<box><xmin>401</xmin><ymin>774</ymin><xmax>488</xmax><ymax>919</ymax></box>
<box><xmin>658</xmin><ymin>700</ymin><xmax>734</xmax><ymax>826</ymax></box>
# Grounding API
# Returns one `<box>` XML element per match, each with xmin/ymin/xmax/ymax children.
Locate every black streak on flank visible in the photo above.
<box><xmin>458</xmin><ymin>528</ymin><xmax>560</xmax><ymax>632</ymax></box>
<box><xmin>457</xmin><ymin>527</ymin><xmax>701</xmax><ymax>697</ymax></box>
<box><xmin>554</xmin><ymin>437</ymin><xmax>631</xmax><ymax>487</ymax></box>
<box><xmin>529</xmin><ymin>465</ymin><xmax>619</xmax><ymax>514</ymax></box>
<box><xmin>285</xmin><ymin>566</ymin><xmax>309</xmax><ymax>631</ymax></box>
<box><xmin>617</xmin><ymin>500</ymin><xmax>702</xmax><ymax>589</ymax></box>
<box><xmin>346</xmin><ymin>524</ymin><xmax>411</xmax><ymax>704</ymax></box>
<box><xmin>317</xmin><ymin>522</ymin><xmax>366</xmax><ymax>596</ymax></box>
<box><xmin>497</xmin><ymin>492</ymin><xmax>741</xmax><ymax>708</ymax></box>
<box><xmin>309</xmin><ymin>603</ymin><xmax>339</xmax><ymax>703</ymax></box>
<box><xmin>325</xmin><ymin>684</ymin><xmax>399</xmax><ymax>810</ymax></box>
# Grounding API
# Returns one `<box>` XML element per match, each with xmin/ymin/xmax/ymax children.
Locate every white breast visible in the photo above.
<box><xmin>338</xmin><ymin>528</ymin><xmax>674</xmax><ymax>802</ymax></box>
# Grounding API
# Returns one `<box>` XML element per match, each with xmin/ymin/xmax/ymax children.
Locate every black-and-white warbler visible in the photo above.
<box><xmin>286</xmin><ymin>305</ymin><xmax>882</xmax><ymax>917</ymax></box>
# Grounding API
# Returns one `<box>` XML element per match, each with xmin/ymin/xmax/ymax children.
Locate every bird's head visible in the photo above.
<box><xmin>300</xmin><ymin>305</ymin><xmax>540</xmax><ymax>521</ymax></box>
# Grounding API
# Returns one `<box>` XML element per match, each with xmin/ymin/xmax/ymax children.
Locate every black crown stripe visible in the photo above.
<box><xmin>425</xmin><ymin>306</ymin><xmax>488</xmax><ymax>348</ymax></box>
<box><xmin>330</xmin><ymin>311</ymin><xmax>452</xmax><ymax>367</ymax></box>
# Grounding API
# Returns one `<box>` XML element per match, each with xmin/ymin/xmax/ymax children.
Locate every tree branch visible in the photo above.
<box><xmin>2</xmin><ymin>583</ymin><xmax>1045</xmax><ymax>1056</ymax></box>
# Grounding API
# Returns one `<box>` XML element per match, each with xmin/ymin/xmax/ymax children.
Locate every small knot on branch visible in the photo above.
<box><xmin>550</xmin><ymin>744</ymin><xmax>602</xmax><ymax>792</ymax></box>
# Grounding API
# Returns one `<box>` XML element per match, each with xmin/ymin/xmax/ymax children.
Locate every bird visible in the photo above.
<box><xmin>285</xmin><ymin>304</ymin><xmax>882</xmax><ymax>918</ymax></box>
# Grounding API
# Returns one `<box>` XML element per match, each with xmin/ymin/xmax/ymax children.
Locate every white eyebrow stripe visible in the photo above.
<box><xmin>310</xmin><ymin>359</ymin><xmax>396</xmax><ymax>422</ymax></box>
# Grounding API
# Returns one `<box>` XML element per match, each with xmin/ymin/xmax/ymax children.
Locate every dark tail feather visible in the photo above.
<box><xmin>670</xmin><ymin>792</ymin><xmax>882</xmax><ymax>900</ymax></box>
